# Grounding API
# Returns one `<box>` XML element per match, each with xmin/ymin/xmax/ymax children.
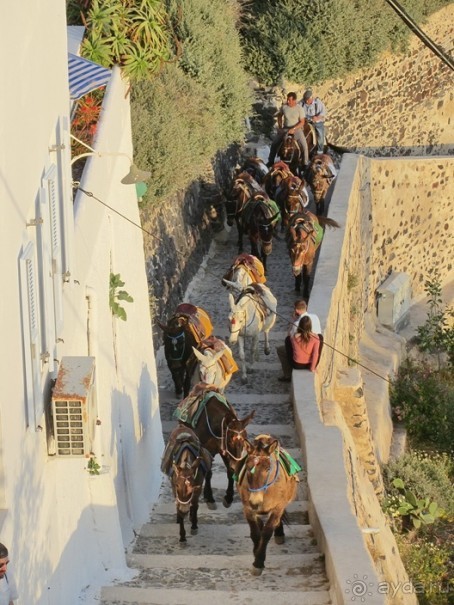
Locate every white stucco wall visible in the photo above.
<box><xmin>0</xmin><ymin>4</ymin><xmax>163</xmax><ymax>604</ymax></box>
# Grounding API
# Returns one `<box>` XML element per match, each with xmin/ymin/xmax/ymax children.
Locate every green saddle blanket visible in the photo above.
<box><xmin>173</xmin><ymin>390</ymin><xmax>230</xmax><ymax>428</ymax></box>
<box><xmin>234</xmin><ymin>448</ymin><xmax>302</xmax><ymax>483</ymax></box>
<box><xmin>313</xmin><ymin>221</ymin><xmax>323</xmax><ymax>246</ymax></box>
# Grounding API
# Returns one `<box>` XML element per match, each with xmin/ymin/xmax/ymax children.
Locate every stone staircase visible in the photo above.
<box><xmin>101</xmin><ymin>202</ymin><xmax>333</xmax><ymax>604</ymax></box>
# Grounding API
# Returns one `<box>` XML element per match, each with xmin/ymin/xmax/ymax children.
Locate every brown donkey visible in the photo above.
<box><xmin>237</xmin><ymin>434</ymin><xmax>300</xmax><ymax>575</ymax></box>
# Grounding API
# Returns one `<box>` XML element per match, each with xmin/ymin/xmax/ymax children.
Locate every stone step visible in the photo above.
<box><xmin>157</xmin><ymin>477</ymin><xmax>308</xmax><ymax>506</ymax></box>
<box><xmin>132</xmin><ymin>523</ymin><xmax>317</xmax><ymax>557</ymax></box>
<box><xmin>101</xmin><ymin>587</ymin><xmax>332</xmax><ymax>605</ymax></box>
<box><xmin>127</xmin><ymin>551</ymin><xmax>324</xmax><ymax>571</ymax></box>
<box><xmin>149</xmin><ymin>499</ymin><xmax>309</xmax><ymax>525</ymax></box>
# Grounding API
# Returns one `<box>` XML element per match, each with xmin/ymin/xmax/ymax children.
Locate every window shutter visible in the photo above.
<box><xmin>43</xmin><ymin>165</ymin><xmax>64</xmax><ymax>336</ymax></box>
<box><xmin>38</xmin><ymin>186</ymin><xmax>55</xmax><ymax>372</ymax></box>
<box><xmin>20</xmin><ymin>242</ymin><xmax>44</xmax><ymax>427</ymax></box>
<box><xmin>57</xmin><ymin>115</ymin><xmax>74</xmax><ymax>278</ymax></box>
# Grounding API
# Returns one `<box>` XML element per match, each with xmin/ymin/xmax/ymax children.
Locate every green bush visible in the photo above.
<box><xmin>383</xmin><ymin>451</ymin><xmax>453</xmax><ymax>603</ymax></box>
<box><xmin>240</xmin><ymin>0</ymin><xmax>452</xmax><ymax>85</ymax></box>
<box><xmin>131</xmin><ymin>0</ymin><xmax>252</xmax><ymax>203</ymax></box>
<box><xmin>390</xmin><ymin>359</ymin><xmax>454</xmax><ymax>452</ymax></box>
<box><xmin>396</xmin><ymin>535</ymin><xmax>453</xmax><ymax>605</ymax></box>
<box><xmin>383</xmin><ymin>450</ymin><xmax>454</xmax><ymax>518</ymax></box>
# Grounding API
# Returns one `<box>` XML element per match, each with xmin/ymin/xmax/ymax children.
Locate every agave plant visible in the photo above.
<box><xmin>70</xmin><ymin>0</ymin><xmax>173</xmax><ymax>82</ymax></box>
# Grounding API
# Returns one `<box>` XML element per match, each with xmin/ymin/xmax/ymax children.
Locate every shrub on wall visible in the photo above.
<box><xmin>240</xmin><ymin>0</ymin><xmax>452</xmax><ymax>85</ymax></box>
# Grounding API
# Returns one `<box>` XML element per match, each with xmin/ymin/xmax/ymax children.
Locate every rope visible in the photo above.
<box><xmin>383</xmin><ymin>0</ymin><xmax>454</xmax><ymax>72</ymax></box>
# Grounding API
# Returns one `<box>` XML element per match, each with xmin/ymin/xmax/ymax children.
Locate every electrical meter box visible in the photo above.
<box><xmin>51</xmin><ymin>356</ymin><xmax>97</xmax><ymax>456</ymax></box>
<box><xmin>376</xmin><ymin>272</ymin><xmax>412</xmax><ymax>331</ymax></box>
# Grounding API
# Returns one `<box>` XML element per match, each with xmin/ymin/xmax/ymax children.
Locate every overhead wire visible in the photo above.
<box><xmin>75</xmin><ymin>183</ymin><xmax>394</xmax><ymax>385</ymax></box>
<box><xmin>383</xmin><ymin>0</ymin><xmax>454</xmax><ymax>71</ymax></box>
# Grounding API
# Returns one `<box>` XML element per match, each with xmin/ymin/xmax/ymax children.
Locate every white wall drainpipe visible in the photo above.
<box><xmin>86</xmin><ymin>287</ymin><xmax>103</xmax><ymax>463</ymax></box>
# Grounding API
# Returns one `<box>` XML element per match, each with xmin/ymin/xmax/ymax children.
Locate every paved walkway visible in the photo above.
<box><xmin>101</xmin><ymin>183</ymin><xmax>333</xmax><ymax>604</ymax></box>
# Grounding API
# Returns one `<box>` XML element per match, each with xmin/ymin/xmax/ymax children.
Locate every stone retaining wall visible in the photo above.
<box><xmin>281</xmin><ymin>5</ymin><xmax>454</xmax><ymax>157</ymax></box>
<box><xmin>299</xmin><ymin>151</ymin><xmax>453</xmax><ymax>604</ymax></box>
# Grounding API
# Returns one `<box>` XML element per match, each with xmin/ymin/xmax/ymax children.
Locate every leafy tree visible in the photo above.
<box><xmin>239</xmin><ymin>0</ymin><xmax>452</xmax><ymax>85</ymax></box>
<box><xmin>131</xmin><ymin>0</ymin><xmax>252</xmax><ymax>203</ymax></box>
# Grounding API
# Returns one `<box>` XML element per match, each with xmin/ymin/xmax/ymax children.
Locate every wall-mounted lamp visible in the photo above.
<box><xmin>70</xmin><ymin>134</ymin><xmax>151</xmax><ymax>184</ymax></box>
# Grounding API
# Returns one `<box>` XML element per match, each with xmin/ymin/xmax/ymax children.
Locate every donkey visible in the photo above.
<box><xmin>161</xmin><ymin>425</ymin><xmax>212</xmax><ymax>542</ymax></box>
<box><xmin>305</xmin><ymin>153</ymin><xmax>337</xmax><ymax>216</ymax></box>
<box><xmin>173</xmin><ymin>383</ymin><xmax>255</xmax><ymax>508</ymax></box>
<box><xmin>224</xmin><ymin>282</ymin><xmax>277</xmax><ymax>382</ymax></box>
<box><xmin>237</xmin><ymin>434</ymin><xmax>300</xmax><ymax>575</ymax></box>
<box><xmin>190</xmin><ymin>336</ymin><xmax>238</xmax><ymax>394</ymax></box>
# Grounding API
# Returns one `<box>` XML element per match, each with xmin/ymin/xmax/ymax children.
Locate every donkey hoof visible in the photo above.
<box><xmin>179</xmin><ymin>538</ymin><xmax>187</xmax><ymax>544</ymax></box>
<box><xmin>241</xmin><ymin>376</ymin><xmax>248</xmax><ymax>385</ymax></box>
<box><xmin>274</xmin><ymin>535</ymin><xmax>285</xmax><ymax>545</ymax></box>
<box><xmin>190</xmin><ymin>528</ymin><xmax>198</xmax><ymax>535</ymax></box>
<box><xmin>251</xmin><ymin>566</ymin><xmax>263</xmax><ymax>576</ymax></box>
<box><xmin>206</xmin><ymin>501</ymin><xmax>217</xmax><ymax>510</ymax></box>
<box><xmin>222</xmin><ymin>497</ymin><xmax>233</xmax><ymax>509</ymax></box>
<box><xmin>264</xmin><ymin>349</ymin><xmax>270</xmax><ymax>356</ymax></box>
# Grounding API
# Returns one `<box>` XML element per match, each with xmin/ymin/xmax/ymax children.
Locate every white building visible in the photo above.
<box><xmin>0</xmin><ymin>3</ymin><xmax>163</xmax><ymax>603</ymax></box>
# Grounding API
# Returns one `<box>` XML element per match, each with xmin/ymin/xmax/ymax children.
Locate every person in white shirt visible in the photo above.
<box><xmin>301</xmin><ymin>89</ymin><xmax>327</xmax><ymax>154</ymax></box>
<box><xmin>0</xmin><ymin>543</ymin><xmax>18</xmax><ymax>605</ymax></box>
<box><xmin>277</xmin><ymin>300</ymin><xmax>323</xmax><ymax>381</ymax></box>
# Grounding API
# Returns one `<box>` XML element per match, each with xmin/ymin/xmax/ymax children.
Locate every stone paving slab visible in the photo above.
<box><xmin>101</xmin><ymin>587</ymin><xmax>332</xmax><ymax>605</ymax></box>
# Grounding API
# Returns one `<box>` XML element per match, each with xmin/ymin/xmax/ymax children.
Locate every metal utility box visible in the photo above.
<box><xmin>376</xmin><ymin>272</ymin><xmax>412</xmax><ymax>331</ymax></box>
<box><xmin>51</xmin><ymin>356</ymin><xmax>97</xmax><ymax>456</ymax></box>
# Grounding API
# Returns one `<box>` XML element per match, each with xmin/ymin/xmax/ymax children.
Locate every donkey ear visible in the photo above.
<box><xmin>223</xmin><ymin>278</ymin><xmax>241</xmax><ymax>291</ymax></box>
<box><xmin>211</xmin><ymin>348</ymin><xmax>225</xmax><ymax>363</ymax></box>
<box><xmin>157</xmin><ymin>319</ymin><xmax>168</xmax><ymax>332</ymax></box>
<box><xmin>266</xmin><ymin>439</ymin><xmax>279</xmax><ymax>454</ymax></box>
<box><xmin>241</xmin><ymin>410</ymin><xmax>256</xmax><ymax>427</ymax></box>
<box><xmin>228</xmin><ymin>291</ymin><xmax>236</xmax><ymax>311</ymax></box>
<box><xmin>244</xmin><ymin>438</ymin><xmax>254</xmax><ymax>453</ymax></box>
<box><xmin>191</xmin><ymin>457</ymin><xmax>202</xmax><ymax>472</ymax></box>
<box><xmin>192</xmin><ymin>347</ymin><xmax>207</xmax><ymax>363</ymax></box>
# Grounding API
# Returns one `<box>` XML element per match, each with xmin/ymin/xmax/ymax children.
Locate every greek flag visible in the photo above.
<box><xmin>68</xmin><ymin>53</ymin><xmax>111</xmax><ymax>100</ymax></box>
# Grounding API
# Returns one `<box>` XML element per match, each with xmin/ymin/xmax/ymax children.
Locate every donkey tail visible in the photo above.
<box><xmin>318</xmin><ymin>216</ymin><xmax>340</xmax><ymax>229</ymax></box>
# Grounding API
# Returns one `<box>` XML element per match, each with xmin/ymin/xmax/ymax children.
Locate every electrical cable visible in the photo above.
<box><xmin>75</xmin><ymin>183</ymin><xmax>394</xmax><ymax>384</ymax></box>
<box><xmin>383</xmin><ymin>0</ymin><xmax>454</xmax><ymax>71</ymax></box>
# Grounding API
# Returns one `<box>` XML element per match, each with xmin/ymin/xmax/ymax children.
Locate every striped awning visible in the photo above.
<box><xmin>68</xmin><ymin>53</ymin><xmax>111</xmax><ymax>100</ymax></box>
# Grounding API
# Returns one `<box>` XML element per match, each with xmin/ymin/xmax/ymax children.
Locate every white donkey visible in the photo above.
<box><xmin>224</xmin><ymin>281</ymin><xmax>277</xmax><ymax>382</ymax></box>
<box><xmin>191</xmin><ymin>337</ymin><xmax>238</xmax><ymax>393</ymax></box>
<box><xmin>222</xmin><ymin>253</ymin><xmax>266</xmax><ymax>309</ymax></box>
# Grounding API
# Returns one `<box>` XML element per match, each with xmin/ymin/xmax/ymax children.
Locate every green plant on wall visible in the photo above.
<box><xmin>416</xmin><ymin>269</ymin><xmax>454</xmax><ymax>368</ymax></box>
<box><xmin>67</xmin><ymin>0</ymin><xmax>173</xmax><ymax>82</ymax></box>
<box><xmin>109</xmin><ymin>273</ymin><xmax>134</xmax><ymax>321</ymax></box>
<box><xmin>383</xmin><ymin>478</ymin><xmax>445</xmax><ymax>531</ymax></box>
<box><xmin>87</xmin><ymin>454</ymin><xmax>101</xmax><ymax>475</ymax></box>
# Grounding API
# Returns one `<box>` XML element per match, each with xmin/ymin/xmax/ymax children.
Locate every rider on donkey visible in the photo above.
<box><xmin>301</xmin><ymin>89</ymin><xmax>327</xmax><ymax>154</ymax></box>
<box><xmin>267</xmin><ymin>92</ymin><xmax>309</xmax><ymax>170</ymax></box>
